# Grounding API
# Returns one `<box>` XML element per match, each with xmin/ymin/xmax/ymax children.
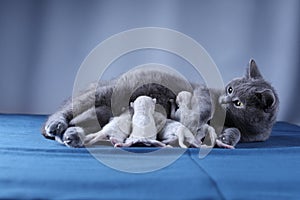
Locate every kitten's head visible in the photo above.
<box><xmin>219</xmin><ymin>59</ymin><xmax>279</xmax><ymax>142</ymax></box>
<box><xmin>176</xmin><ymin>91</ymin><xmax>193</xmax><ymax>109</ymax></box>
<box><xmin>131</xmin><ymin>95</ymin><xmax>156</xmax><ymax>114</ymax></box>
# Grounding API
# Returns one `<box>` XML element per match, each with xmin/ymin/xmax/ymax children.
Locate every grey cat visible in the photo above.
<box><xmin>42</xmin><ymin>59</ymin><xmax>279</xmax><ymax>147</ymax></box>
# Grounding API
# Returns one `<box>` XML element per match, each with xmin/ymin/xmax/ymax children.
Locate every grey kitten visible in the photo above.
<box><xmin>42</xmin><ymin>59</ymin><xmax>279</xmax><ymax>148</ymax></box>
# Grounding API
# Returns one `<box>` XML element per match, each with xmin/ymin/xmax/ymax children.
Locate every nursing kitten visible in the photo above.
<box><xmin>170</xmin><ymin>90</ymin><xmax>213</xmax><ymax>141</ymax></box>
<box><xmin>42</xmin><ymin>59</ymin><xmax>279</xmax><ymax>147</ymax></box>
<box><xmin>115</xmin><ymin>96</ymin><xmax>167</xmax><ymax>147</ymax></box>
<box><xmin>84</xmin><ymin>110</ymin><xmax>132</xmax><ymax>147</ymax></box>
<box><xmin>157</xmin><ymin>119</ymin><xmax>200</xmax><ymax>148</ymax></box>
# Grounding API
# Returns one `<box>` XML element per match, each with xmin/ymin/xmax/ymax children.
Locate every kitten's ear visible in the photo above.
<box><xmin>130</xmin><ymin>102</ymin><xmax>134</xmax><ymax>108</ymax></box>
<box><xmin>176</xmin><ymin>94</ymin><xmax>181</xmax><ymax>105</ymax></box>
<box><xmin>255</xmin><ymin>89</ymin><xmax>276</xmax><ymax>112</ymax></box>
<box><xmin>152</xmin><ymin>98</ymin><xmax>157</xmax><ymax>104</ymax></box>
<box><xmin>246</xmin><ymin>59</ymin><xmax>263</xmax><ymax>79</ymax></box>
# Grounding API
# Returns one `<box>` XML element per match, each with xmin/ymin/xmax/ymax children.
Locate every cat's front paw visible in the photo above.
<box><xmin>45</xmin><ymin>118</ymin><xmax>68</xmax><ymax>137</ymax></box>
<box><xmin>63</xmin><ymin>127</ymin><xmax>85</xmax><ymax>148</ymax></box>
<box><xmin>217</xmin><ymin>128</ymin><xmax>241</xmax><ymax>148</ymax></box>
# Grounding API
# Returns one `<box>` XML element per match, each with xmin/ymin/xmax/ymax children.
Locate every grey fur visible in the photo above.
<box><xmin>42</xmin><ymin>59</ymin><xmax>279</xmax><ymax>148</ymax></box>
<box><xmin>217</xmin><ymin>128</ymin><xmax>240</xmax><ymax>147</ymax></box>
<box><xmin>63</xmin><ymin>127</ymin><xmax>85</xmax><ymax>148</ymax></box>
<box><xmin>218</xmin><ymin>59</ymin><xmax>279</xmax><ymax>142</ymax></box>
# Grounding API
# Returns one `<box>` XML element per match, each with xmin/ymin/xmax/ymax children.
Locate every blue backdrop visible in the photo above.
<box><xmin>0</xmin><ymin>0</ymin><xmax>299</xmax><ymax>125</ymax></box>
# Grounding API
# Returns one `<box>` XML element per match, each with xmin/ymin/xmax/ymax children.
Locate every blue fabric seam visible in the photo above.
<box><xmin>187</xmin><ymin>149</ymin><xmax>226</xmax><ymax>200</ymax></box>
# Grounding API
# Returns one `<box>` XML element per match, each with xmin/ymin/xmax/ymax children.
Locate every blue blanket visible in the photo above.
<box><xmin>0</xmin><ymin>114</ymin><xmax>300</xmax><ymax>199</ymax></box>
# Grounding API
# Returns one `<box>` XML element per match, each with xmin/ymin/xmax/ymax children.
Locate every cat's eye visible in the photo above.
<box><xmin>233</xmin><ymin>100</ymin><xmax>243</xmax><ymax>107</ymax></box>
<box><xmin>227</xmin><ymin>87</ymin><xmax>233</xmax><ymax>94</ymax></box>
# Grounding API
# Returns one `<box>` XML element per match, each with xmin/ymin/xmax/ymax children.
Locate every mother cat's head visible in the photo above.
<box><xmin>219</xmin><ymin>59</ymin><xmax>279</xmax><ymax>142</ymax></box>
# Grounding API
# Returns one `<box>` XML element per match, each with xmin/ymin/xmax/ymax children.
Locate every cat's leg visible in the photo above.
<box><xmin>42</xmin><ymin>106</ymin><xmax>72</xmax><ymax>139</ymax></box>
<box><xmin>177</xmin><ymin>134</ymin><xmax>188</xmax><ymax>148</ymax></box>
<box><xmin>54</xmin><ymin>105</ymin><xmax>113</xmax><ymax>148</ymax></box>
<box><xmin>43</xmin><ymin>84</ymin><xmax>95</xmax><ymax>138</ymax></box>
<box><xmin>114</xmin><ymin>141</ymin><xmax>134</xmax><ymax>148</ymax></box>
<box><xmin>109</xmin><ymin>136</ymin><xmax>127</xmax><ymax>146</ymax></box>
<box><xmin>216</xmin><ymin>127</ymin><xmax>241</xmax><ymax>148</ymax></box>
<box><xmin>160</xmin><ymin>135</ymin><xmax>178</xmax><ymax>145</ymax></box>
<box><xmin>176</xmin><ymin>126</ymin><xmax>189</xmax><ymax>148</ymax></box>
<box><xmin>178</xmin><ymin>126</ymin><xmax>200</xmax><ymax>148</ymax></box>
<box><xmin>69</xmin><ymin>105</ymin><xmax>112</xmax><ymax>134</ymax></box>
<box><xmin>43</xmin><ymin>82</ymin><xmax>114</xmax><ymax>139</ymax></box>
<box><xmin>84</xmin><ymin>131</ymin><xmax>108</xmax><ymax>146</ymax></box>
<box><xmin>199</xmin><ymin>124</ymin><xmax>218</xmax><ymax>148</ymax></box>
<box><xmin>215</xmin><ymin>139</ymin><xmax>235</xmax><ymax>149</ymax></box>
<box><xmin>117</xmin><ymin>138</ymin><xmax>167</xmax><ymax>147</ymax></box>
<box><xmin>145</xmin><ymin>139</ymin><xmax>167</xmax><ymax>147</ymax></box>
<box><xmin>61</xmin><ymin>127</ymin><xmax>85</xmax><ymax>148</ymax></box>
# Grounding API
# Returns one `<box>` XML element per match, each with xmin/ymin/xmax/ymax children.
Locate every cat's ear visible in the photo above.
<box><xmin>246</xmin><ymin>59</ymin><xmax>263</xmax><ymax>79</ymax></box>
<box><xmin>255</xmin><ymin>89</ymin><xmax>276</xmax><ymax>112</ymax></box>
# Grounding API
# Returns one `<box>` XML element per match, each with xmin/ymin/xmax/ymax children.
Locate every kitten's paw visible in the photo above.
<box><xmin>216</xmin><ymin>139</ymin><xmax>235</xmax><ymax>149</ymax></box>
<box><xmin>45</xmin><ymin>118</ymin><xmax>68</xmax><ymax>137</ymax></box>
<box><xmin>84</xmin><ymin>133</ymin><xmax>107</xmax><ymax>146</ymax></box>
<box><xmin>114</xmin><ymin>142</ymin><xmax>130</xmax><ymax>148</ymax></box>
<box><xmin>63</xmin><ymin>127</ymin><xmax>85</xmax><ymax>148</ymax></box>
<box><xmin>114</xmin><ymin>140</ymin><xmax>133</xmax><ymax>147</ymax></box>
<box><xmin>114</xmin><ymin>143</ymin><xmax>123</xmax><ymax>148</ymax></box>
<box><xmin>84</xmin><ymin>133</ymin><xmax>97</xmax><ymax>145</ymax></box>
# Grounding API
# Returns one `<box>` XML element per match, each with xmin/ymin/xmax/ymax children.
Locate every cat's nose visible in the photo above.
<box><xmin>219</xmin><ymin>95</ymin><xmax>232</xmax><ymax>104</ymax></box>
